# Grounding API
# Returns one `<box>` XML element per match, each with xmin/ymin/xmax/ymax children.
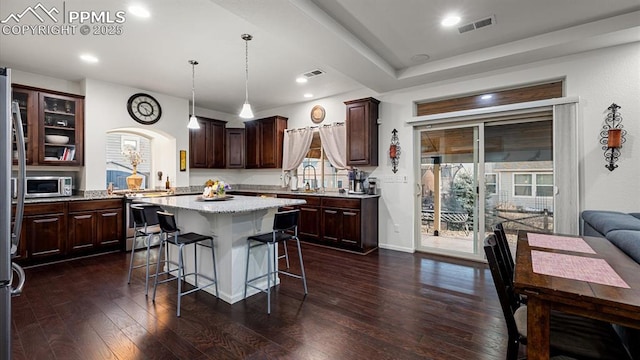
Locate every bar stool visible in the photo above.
<box><xmin>244</xmin><ymin>209</ymin><xmax>307</xmax><ymax>314</ymax></box>
<box><xmin>152</xmin><ymin>211</ymin><xmax>219</xmax><ymax>317</ymax></box>
<box><xmin>127</xmin><ymin>204</ymin><xmax>164</xmax><ymax>296</ymax></box>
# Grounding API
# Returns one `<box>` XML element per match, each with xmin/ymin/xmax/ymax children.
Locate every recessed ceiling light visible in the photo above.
<box><xmin>128</xmin><ymin>5</ymin><xmax>150</xmax><ymax>18</ymax></box>
<box><xmin>481</xmin><ymin>94</ymin><xmax>493</xmax><ymax>100</ymax></box>
<box><xmin>296</xmin><ymin>77</ymin><xmax>308</xmax><ymax>83</ymax></box>
<box><xmin>441</xmin><ymin>15</ymin><xmax>461</xmax><ymax>27</ymax></box>
<box><xmin>79</xmin><ymin>54</ymin><xmax>99</xmax><ymax>63</ymax></box>
<box><xmin>303</xmin><ymin>93</ymin><xmax>313</xmax><ymax>98</ymax></box>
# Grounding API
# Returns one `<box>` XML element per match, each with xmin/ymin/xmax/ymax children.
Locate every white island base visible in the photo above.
<box><xmin>134</xmin><ymin>195</ymin><xmax>305</xmax><ymax>304</ymax></box>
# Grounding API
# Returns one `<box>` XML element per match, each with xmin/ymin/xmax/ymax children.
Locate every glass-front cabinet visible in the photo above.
<box><xmin>11</xmin><ymin>85</ymin><xmax>84</xmax><ymax>166</ymax></box>
<box><xmin>11</xmin><ymin>87</ymin><xmax>37</xmax><ymax>165</ymax></box>
<box><xmin>39</xmin><ymin>92</ymin><xmax>83</xmax><ymax>165</ymax></box>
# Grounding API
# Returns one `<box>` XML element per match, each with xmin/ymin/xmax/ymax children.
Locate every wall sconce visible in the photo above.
<box><xmin>600</xmin><ymin>103</ymin><xmax>627</xmax><ymax>171</ymax></box>
<box><xmin>389</xmin><ymin>128</ymin><xmax>401</xmax><ymax>173</ymax></box>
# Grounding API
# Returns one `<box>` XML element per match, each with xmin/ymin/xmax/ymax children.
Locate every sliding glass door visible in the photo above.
<box><xmin>416</xmin><ymin>113</ymin><xmax>554</xmax><ymax>260</ymax></box>
<box><xmin>418</xmin><ymin>125</ymin><xmax>481</xmax><ymax>259</ymax></box>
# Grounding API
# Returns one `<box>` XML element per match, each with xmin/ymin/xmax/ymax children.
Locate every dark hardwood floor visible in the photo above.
<box><xmin>11</xmin><ymin>243</ymin><xmax>508</xmax><ymax>359</ymax></box>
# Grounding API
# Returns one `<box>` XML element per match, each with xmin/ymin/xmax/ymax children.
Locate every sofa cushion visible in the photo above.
<box><xmin>630</xmin><ymin>213</ymin><xmax>640</xmax><ymax>220</ymax></box>
<box><xmin>581</xmin><ymin>211</ymin><xmax>640</xmax><ymax>235</ymax></box>
<box><xmin>606</xmin><ymin>230</ymin><xmax>640</xmax><ymax>263</ymax></box>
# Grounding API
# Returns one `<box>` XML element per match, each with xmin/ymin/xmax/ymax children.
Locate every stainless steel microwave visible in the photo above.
<box><xmin>12</xmin><ymin>176</ymin><xmax>73</xmax><ymax>198</ymax></box>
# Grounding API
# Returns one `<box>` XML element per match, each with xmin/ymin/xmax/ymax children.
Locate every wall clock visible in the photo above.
<box><xmin>310</xmin><ymin>105</ymin><xmax>325</xmax><ymax>124</ymax></box>
<box><xmin>127</xmin><ymin>93</ymin><xmax>162</xmax><ymax>125</ymax></box>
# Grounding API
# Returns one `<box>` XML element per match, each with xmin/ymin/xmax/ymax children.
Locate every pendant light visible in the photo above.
<box><xmin>239</xmin><ymin>34</ymin><xmax>254</xmax><ymax>119</ymax></box>
<box><xmin>187</xmin><ymin>60</ymin><xmax>200</xmax><ymax>129</ymax></box>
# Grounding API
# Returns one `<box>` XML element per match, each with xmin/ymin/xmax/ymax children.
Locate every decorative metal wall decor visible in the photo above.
<box><xmin>600</xmin><ymin>103</ymin><xmax>627</xmax><ymax>171</ymax></box>
<box><xmin>389</xmin><ymin>128</ymin><xmax>401</xmax><ymax>173</ymax></box>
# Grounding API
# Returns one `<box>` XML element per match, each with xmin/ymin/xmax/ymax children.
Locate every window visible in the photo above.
<box><xmin>106</xmin><ymin>133</ymin><xmax>151</xmax><ymax>190</ymax></box>
<box><xmin>535</xmin><ymin>174</ymin><xmax>554</xmax><ymax>197</ymax></box>
<box><xmin>296</xmin><ymin>131</ymin><xmax>349</xmax><ymax>190</ymax></box>
<box><xmin>485</xmin><ymin>173</ymin><xmax>497</xmax><ymax>195</ymax></box>
<box><xmin>513</xmin><ymin>172</ymin><xmax>553</xmax><ymax>197</ymax></box>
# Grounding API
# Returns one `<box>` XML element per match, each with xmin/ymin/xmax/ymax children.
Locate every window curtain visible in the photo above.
<box><xmin>319</xmin><ymin>122</ymin><xmax>348</xmax><ymax>170</ymax></box>
<box><xmin>282</xmin><ymin>127</ymin><xmax>314</xmax><ymax>184</ymax></box>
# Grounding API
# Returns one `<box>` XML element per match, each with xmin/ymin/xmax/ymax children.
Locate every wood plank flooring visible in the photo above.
<box><xmin>11</xmin><ymin>243</ymin><xmax>508</xmax><ymax>359</ymax></box>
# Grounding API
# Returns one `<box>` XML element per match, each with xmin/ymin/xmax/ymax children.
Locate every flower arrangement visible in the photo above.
<box><xmin>203</xmin><ymin>179</ymin><xmax>231</xmax><ymax>198</ymax></box>
<box><xmin>122</xmin><ymin>146</ymin><xmax>143</xmax><ymax>172</ymax></box>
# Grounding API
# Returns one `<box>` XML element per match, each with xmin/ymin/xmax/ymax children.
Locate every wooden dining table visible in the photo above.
<box><xmin>514</xmin><ymin>231</ymin><xmax>640</xmax><ymax>360</ymax></box>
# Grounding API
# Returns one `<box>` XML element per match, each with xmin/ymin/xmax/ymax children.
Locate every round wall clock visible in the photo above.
<box><xmin>310</xmin><ymin>105</ymin><xmax>325</xmax><ymax>124</ymax></box>
<box><xmin>127</xmin><ymin>93</ymin><xmax>162</xmax><ymax>125</ymax></box>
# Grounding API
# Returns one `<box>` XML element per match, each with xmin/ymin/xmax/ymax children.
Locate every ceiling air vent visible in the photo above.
<box><xmin>458</xmin><ymin>15</ymin><xmax>496</xmax><ymax>34</ymax></box>
<box><xmin>302</xmin><ymin>69</ymin><xmax>325</xmax><ymax>79</ymax></box>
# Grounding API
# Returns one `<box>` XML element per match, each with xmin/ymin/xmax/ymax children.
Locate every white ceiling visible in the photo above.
<box><xmin>1</xmin><ymin>0</ymin><xmax>639</xmax><ymax>115</ymax></box>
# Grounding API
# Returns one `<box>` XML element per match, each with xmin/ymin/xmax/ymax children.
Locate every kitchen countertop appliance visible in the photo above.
<box><xmin>2</xmin><ymin>67</ymin><xmax>27</xmax><ymax>359</ymax></box>
<box><xmin>349</xmin><ymin>168</ymin><xmax>366</xmax><ymax>194</ymax></box>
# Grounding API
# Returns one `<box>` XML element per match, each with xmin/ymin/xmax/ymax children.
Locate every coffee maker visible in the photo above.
<box><xmin>349</xmin><ymin>168</ymin><xmax>366</xmax><ymax>194</ymax></box>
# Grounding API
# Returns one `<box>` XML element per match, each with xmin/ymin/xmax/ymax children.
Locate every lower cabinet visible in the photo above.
<box><xmin>277</xmin><ymin>193</ymin><xmax>378</xmax><ymax>253</ymax></box>
<box><xmin>12</xmin><ymin>199</ymin><xmax>124</xmax><ymax>265</ymax></box>
<box><xmin>68</xmin><ymin>199</ymin><xmax>123</xmax><ymax>254</ymax></box>
<box><xmin>22</xmin><ymin>202</ymin><xmax>66</xmax><ymax>261</ymax></box>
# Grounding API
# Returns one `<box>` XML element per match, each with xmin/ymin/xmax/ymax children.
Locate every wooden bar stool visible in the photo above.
<box><xmin>152</xmin><ymin>211</ymin><xmax>219</xmax><ymax>317</ymax></box>
<box><xmin>127</xmin><ymin>204</ymin><xmax>164</xmax><ymax>296</ymax></box>
<box><xmin>244</xmin><ymin>209</ymin><xmax>307</xmax><ymax>314</ymax></box>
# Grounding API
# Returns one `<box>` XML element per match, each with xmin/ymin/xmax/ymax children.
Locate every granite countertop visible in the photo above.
<box><xmin>15</xmin><ymin>187</ymin><xmax>379</xmax><ymax>205</ymax></box>
<box><xmin>132</xmin><ymin>194</ymin><xmax>306</xmax><ymax>214</ymax></box>
<box><xmin>229</xmin><ymin>188</ymin><xmax>380</xmax><ymax>199</ymax></box>
<box><xmin>20</xmin><ymin>194</ymin><xmax>125</xmax><ymax>204</ymax></box>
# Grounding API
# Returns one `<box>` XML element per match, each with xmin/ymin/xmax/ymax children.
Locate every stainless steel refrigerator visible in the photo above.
<box><xmin>1</xmin><ymin>67</ymin><xmax>26</xmax><ymax>359</ymax></box>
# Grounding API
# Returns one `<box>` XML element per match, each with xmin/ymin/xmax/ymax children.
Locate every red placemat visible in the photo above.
<box><xmin>531</xmin><ymin>250</ymin><xmax>630</xmax><ymax>288</ymax></box>
<box><xmin>527</xmin><ymin>233</ymin><xmax>596</xmax><ymax>254</ymax></box>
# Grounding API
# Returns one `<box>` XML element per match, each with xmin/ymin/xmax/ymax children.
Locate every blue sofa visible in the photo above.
<box><xmin>581</xmin><ymin>210</ymin><xmax>640</xmax><ymax>263</ymax></box>
<box><xmin>581</xmin><ymin>210</ymin><xmax>640</xmax><ymax>359</ymax></box>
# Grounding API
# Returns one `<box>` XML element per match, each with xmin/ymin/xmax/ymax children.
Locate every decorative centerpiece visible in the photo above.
<box><xmin>202</xmin><ymin>179</ymin><xmax>231</xmax><ymax>199</ymax></box>
<box><xmin>123</xmin><ymin>146</ymin><xmax>144</xmax><ymax>190</ymax></box>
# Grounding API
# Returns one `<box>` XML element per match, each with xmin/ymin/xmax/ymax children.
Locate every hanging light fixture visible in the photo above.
<box><xmin>239</xmin><ymin>33</ymin><xmax>254</xmax><ymax>119</ymax></box>
<box><xmin>187</xmin><ymin>60</ymin><xmax>200</xmax><ymax>129</ymax></box>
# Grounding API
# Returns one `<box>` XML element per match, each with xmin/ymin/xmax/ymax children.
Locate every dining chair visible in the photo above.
<box><xmin>152</xmin><ymin>211</ymin><xmax>219</xmax><ymax>317</ymax></box>
<box><xmin>127</xmin><ymin>204</ymin><xmax>164</xmax><ymax>296</ymax></box>
<box><xmin>484</xmin><ymin>235</ymin><xmax>632</xmax><ymax>360</ymax></box>
<box><xmin>244</xmin><ymin>209</ymin><xmax>307</xmax><ymax>314</ymax></box>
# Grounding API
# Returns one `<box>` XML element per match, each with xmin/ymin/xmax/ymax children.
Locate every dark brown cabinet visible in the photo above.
<box><xmin>345</xmin><ymin>97</ymin><xmax>380</xmax><ymax>166</ymax></box>
<box><xmin>244</xmin><ymin>116</ymin><xmax>287</xmax><ymax>169</ymax></box>
<box><xmin>189</xmin><ymin>117</ymin><xmax>226</xmax><ymax>168</ymax></box>
<box><xmin>22</xmin><ymin>202</ymin><xmax>67</xmax><ymax>260</ymax></box>
<box><xmin>39</xmin><ymin>92</ymin><xmax>84</xmax><ymax>165</ymax></box>
<box><xmin>68</xmin><ymin>199</ymin><xmax>123</xmax><ymax>254</ymax></box>
<box><xmin>226</xmin><ymin>128</ymin><xmax>245</xmax><ymax>169</ymax></box>
<box><xmin>11</xmin><ymin>87</ymin><xmax>37</xmax><ymax>165</ymax></box>
<box><xmin>13</xmin><ymin>199</ymin><xmax>124</xmax><ymax>265</ymax></box>
<box><xmin>12</xmin><ymin>85</ymin><xmax>84</xmax><ymax>166</ymax></box>
<box><xmin>274</xmin><ymin>193</ymin><xmax>378</xmax><ymax>253</ymax></box>
<box><xmin>321</xmin><ymin>198</ymin><xmax>363</xmax><ymax>249</ymax></box>
<box><xmin>279</xmin><ymin>195</ymin><xmax>321</xmax><ymax>242</ymax></box>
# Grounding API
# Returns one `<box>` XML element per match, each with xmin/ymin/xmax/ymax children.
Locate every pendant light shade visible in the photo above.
<box><xmin>239</xmin><ymin>34</ymin><xmax>254</xmax><ymax>119</ymax></box>
<box><xmin>188</xmin><ymin>60</ymin><xmax>200</xmax><ymax>129</ymax></box>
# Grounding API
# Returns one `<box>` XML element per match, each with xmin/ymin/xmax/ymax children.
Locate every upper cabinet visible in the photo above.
<box><xmin>12</xmin><ymin>85</ymin><xmax>84</xmax><ymax>166</ymax></box>
<box><xmin>345</xmin><ymin>97</ymin><xmax>379</xmax><ymax>166</ymax></box>
<box><xmin>225</xmin><ymin>128</ymin><xmax>245</xmax><ymax>169</ymax></box>
<box><xmin>189</xmin><ymin>117</ymin><xmax>226</xmax><ymax>169</ymax></box>
<box><xmin>39</xmin><ymin>92</ymin><xmax>84</xmax><ymax>165</ymax></box>
<box><xmin>11</xmin><ymin>87</ymin><xmax>37</xmax><ymax>165</ymax></box>
<box><xmin>244</xmin><ymin>115</ymin><xmax>287</xmax><ymax>169</ymax></box>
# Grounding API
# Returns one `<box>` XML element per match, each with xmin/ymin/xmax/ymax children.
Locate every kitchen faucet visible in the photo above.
<box><xmin>302</xmin><ymin>164</ymin><xmax>317</xmax><ymax>190</ymax></box>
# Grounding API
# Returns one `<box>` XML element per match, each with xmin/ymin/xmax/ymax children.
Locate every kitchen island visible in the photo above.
<box><xmin>132</xmin><ymin>194</ymin><xmax>305</xmax><ymax>304</ymax></box>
